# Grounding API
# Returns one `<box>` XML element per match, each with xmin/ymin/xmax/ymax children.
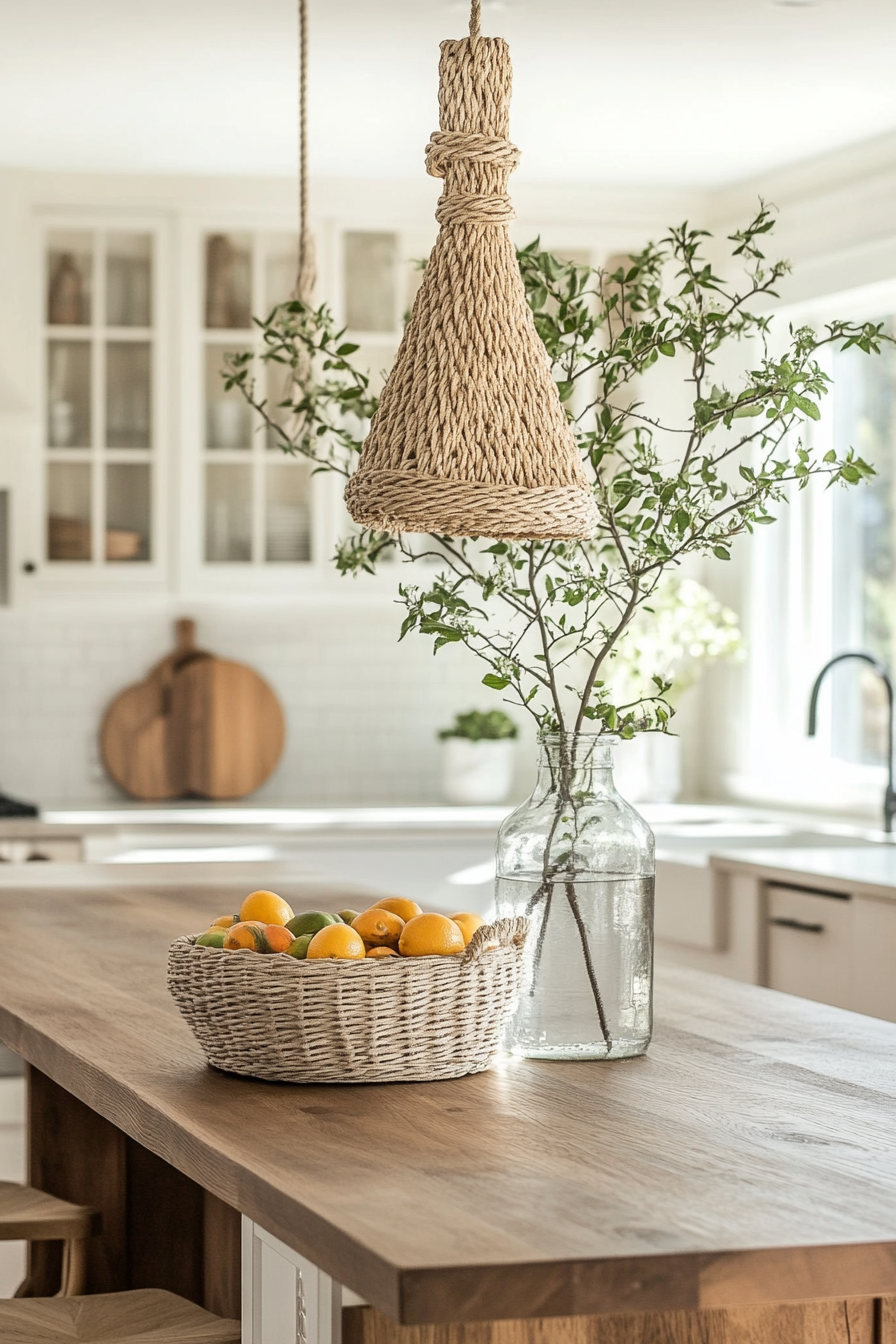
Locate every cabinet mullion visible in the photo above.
<box><xmin>92</xmin><ymin>232</ymin><xmax>105</xmax><ymax>566</ymax></box>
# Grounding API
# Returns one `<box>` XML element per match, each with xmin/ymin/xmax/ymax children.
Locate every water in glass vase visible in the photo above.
<box><xmin>495</xmin><ymin>733</ymin><xmax>655</xmax><ymax>1060</ymax></box>
<box><xmin>497</xmin><ymin>875</ymin><xmax>654</xmax><ymax>1059</ymax></box>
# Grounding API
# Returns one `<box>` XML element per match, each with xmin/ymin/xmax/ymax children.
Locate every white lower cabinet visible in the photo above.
<box><xmin>764</xmin><ymin>885</ymin><xmax>896</xmax><ymax>1022</ymax></box>
<box><xmin>766</xmin><ymin>885</ymin><xmax>853</xmax><ymax>1010</ymax></box>
<box><xmin>241</xmin><ymin>1218</ymin><xmax>366</xmax><ymax>1344</ymax></box>
<box><xmin>852</xmin><ymin>895</ymin><xmax>896</xmax><ymax>1021</ymax></box>
<box><xmin>660</xmin><ymin>862</ymin><xmax>896</xmax><ymax>1024</ymax></box>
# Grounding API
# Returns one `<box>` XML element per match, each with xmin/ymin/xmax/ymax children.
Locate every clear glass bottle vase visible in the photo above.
<box><xmin>496</xmin><ymin>732</ymin><xmax>655</xmax><ymax>1060</ymax></box>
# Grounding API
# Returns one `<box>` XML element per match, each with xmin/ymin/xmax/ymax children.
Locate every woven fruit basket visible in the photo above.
<box><xmin>168</xmin><ymin>917</ymin><xmax>528</xmax><ymax>1084</ymax></box>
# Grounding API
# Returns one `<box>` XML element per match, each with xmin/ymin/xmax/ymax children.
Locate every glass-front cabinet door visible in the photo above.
<box><xmin>44</xmin><ymin>228</ymin><xmax>157</xmax><ymax>569</ymax></box>
<box><xmin>34</xmin><ymin>214</ymin><xmax>417</xmax><ymax>597</ymax></box>
<box><xmin>201</xmin><ymin>231</ymin><xmax>313</xmax><ymax>569</ymax></box>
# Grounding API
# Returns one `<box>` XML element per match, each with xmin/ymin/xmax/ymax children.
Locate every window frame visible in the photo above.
<box><xmin>729</xmin><ymin>276</ymin><xmax>896</xmax><ymax>818</ymax></box>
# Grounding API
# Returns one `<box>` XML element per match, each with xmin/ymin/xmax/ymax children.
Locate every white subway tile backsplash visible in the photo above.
<box><xmin>0</xmin><ymin>600</ymin><xmax>532</xmax><ymax>805</ymax></box>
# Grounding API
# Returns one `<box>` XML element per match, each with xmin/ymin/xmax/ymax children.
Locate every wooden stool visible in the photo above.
<box><xmin>0</xmin><ymin>1179</ymin><xmax>99</xmax><ymax>1296</ymax></box>
<box><xmin>0</xmin><ymin>1287</ymin><xmax>241</xmax><ymax>1342</ymax></box>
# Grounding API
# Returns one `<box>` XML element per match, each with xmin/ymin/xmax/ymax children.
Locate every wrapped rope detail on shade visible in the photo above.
<box><xmin>344</xmin><ymin>7</ymin><xmax>598</xmax><ymax>542</ymax></box>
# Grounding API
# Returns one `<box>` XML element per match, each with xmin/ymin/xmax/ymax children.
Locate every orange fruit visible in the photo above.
<box><xmin>224</xmin><ymin>921</ymin><xmax>268</xmax><ymax>952</ymax></box>
<box><xmin>195</xmin><ymin>928</ymin><xmax>226</xmax><ymax>948</ymax></box>
<box><xmin>306</xmin><ymin>924</ymin><xmax>366</xmax><ymax>960</ymax></box>
<box><xmin>263</xmin><ymin>924</ymin><xmax>295</xmax><ymax>954</ymax></box>
<box><xmin>366</xmin><ymin>946</ymin><xmax>398</xmax><ymax>959</ymax></box>
<box><xmin>450</xmin><ymin>912</ymin><xmax>484</xmax><ymax>946</ymax></box>
<box><xmin>239</xmin><ymin>890</ymin><xmax>294</xmax><ymax>927</ymax></box>
<box><xmin>398</xmin><ymin>913</ymin><xmax>465</xmax><ymax>958</ymax></box>
<box><xmin>212</xmin><ymin>914</ymin><xmax>239</xmax><ymax>929</ymax></box>
<box><xmin>371</xmin><ymin>897</ymin><xmax>423</xmax><ymax>924</ymax></box>
<box><xmin>351</xmin><ymin>908</ymin><xmax>404</xmax><ymax>947</ymax></box>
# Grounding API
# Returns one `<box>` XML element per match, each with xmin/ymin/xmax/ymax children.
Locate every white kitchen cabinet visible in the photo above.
<box><xmin>14</xmin><ymin>182</ymin><xmax>429</xmax><ymax>602</ymax></box>
<box><xmin>241</xmin><ymin>1217</ymin><xmax>365</xmax><ymax>1344</ymax></box>
<box><xmin>695</xmin><ymin>857</ymin><xmax>896</xmax><ymax>1023</ymax></box>
<box><xmin>42</xmin><ymin>223</ymin><xmax>164</xmax><ymax>580</ymax></box>
<box><xmin>766</xmin><ymin>884</ymin><xmax>853</xmax><ymax>1009</ymax></box>
<box><xmin>852</xmin><ymin>894</ymin><xmax>896</xmax><ymax>1021</ymax></box>
<box><xmin>654</xmin><ymin>862</ymin><xmax>762</xmax><ymax>985</ymax></box>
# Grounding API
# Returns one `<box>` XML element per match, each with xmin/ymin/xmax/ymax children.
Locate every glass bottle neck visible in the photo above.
<box><xmin>535</xmin><ymin>734</ymin><xmax>617</xmax><ymax>799</ymax></box>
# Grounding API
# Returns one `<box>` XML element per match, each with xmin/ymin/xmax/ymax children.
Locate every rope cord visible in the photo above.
<box><xmin>298</xmin><ymin>0</ymin><xmax>308</xmax><ymax>281</ymax></box>
<box><xmin>291</xmin><ymin>0</ymin><xmax>316</xmax><ymax>303</ymax></box>
<box><xmin>469</xmin><ymin>0</ymin><xmax>481</xmax><ymax>38</ymax></box>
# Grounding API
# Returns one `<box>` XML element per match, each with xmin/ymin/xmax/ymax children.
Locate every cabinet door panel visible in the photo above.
<box><xmin>767</xmin><ymin>885</ymin><xmax>852</xmax><ymax>1009</ymax></box>
<box><xmin>853</xmin><ymin>896</ymin><xmax>896</xmax><ymax>1022</ymax></box>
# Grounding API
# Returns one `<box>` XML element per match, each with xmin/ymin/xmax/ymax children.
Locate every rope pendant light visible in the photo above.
<box><xmin>344</xmin><ymin>0</ymin><xmax>598</xmax><ymax>541</ymax></box>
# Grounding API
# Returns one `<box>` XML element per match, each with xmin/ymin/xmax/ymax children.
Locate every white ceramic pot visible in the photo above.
<box><xmin>441</xmin><ymin>737</ymin><xmax>516</xmax><ymax>805</ymax></box>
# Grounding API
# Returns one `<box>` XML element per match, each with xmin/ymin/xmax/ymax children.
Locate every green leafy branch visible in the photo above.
<box><xmin>228</xmin><ymin>203</ymin><xmax>887</xmax><ymax>736</ymax></box>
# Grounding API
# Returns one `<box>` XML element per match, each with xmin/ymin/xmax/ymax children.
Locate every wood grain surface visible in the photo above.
<box><xmin>0</xmin><ymin>1180</ymin><xmax>97</xmax><ymax>1242</ymax></box>
<box><xmin>24</xmin><ymin>1068</ymin><xmax>241</xmax><ymax>1315</ymax></box>
<box><xmin>344</xmin><ymin>1300</ymin><xmax>874</xmax><ymax>1344</ymax></box>
<box><xmin>1</xmin><ymin>882</ymin><xmax>896</xmax><ymax>1324</ymax></box>
<box><xmin>0</xmin><ymin>1287</ymin><xmax>240</xmax><ymax>1343</ymax></box>
<box><xmin>100</xmin><ymin>619</ymin><xmax>285</xmax><ymax>800</ymax></box>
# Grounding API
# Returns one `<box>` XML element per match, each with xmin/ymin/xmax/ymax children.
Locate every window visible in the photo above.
<box><xmin>830</xmin><ymin>324</ymin><xmax>896</xmax><ymax>766</ymax></box>
<box><xmin>733</xmin><ymin>289</ymin><xmax>896</xmax><ymax>816</ymax></box>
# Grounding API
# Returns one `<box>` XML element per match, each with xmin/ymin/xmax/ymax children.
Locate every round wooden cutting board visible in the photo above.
<box><xmin>101</xmin><ymin>619</ymin><xmax>285</xmax><ymax>800</ymax></box>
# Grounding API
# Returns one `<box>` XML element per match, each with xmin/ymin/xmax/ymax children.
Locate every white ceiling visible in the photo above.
<box><xmin>2</xmin><ymin>0</ymin><xmax>896</xmax><ymax>188</ymax></box>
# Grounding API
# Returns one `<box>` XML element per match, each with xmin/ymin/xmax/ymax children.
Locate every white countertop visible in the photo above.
<box><xmin>711</xmin><ymin>845</ymin><xmax>896</xmax><ymax>899</ymax></box>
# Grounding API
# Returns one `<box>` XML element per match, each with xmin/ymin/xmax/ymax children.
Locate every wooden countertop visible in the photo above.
<box><xmin>2</xmin><ymin>882</ymin><xmax>896</xmax><ymax>1324</ymax></box>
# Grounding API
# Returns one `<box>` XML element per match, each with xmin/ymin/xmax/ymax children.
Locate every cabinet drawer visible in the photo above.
<box><xmin>767</xmin><ymin>884</ymin><xmax>852</xmax><ymax>1009</ymax></box>
<box><xmin>655</xmin><ymin>860</ymin><xmax>720</xmax><ymax>951</ymax></box>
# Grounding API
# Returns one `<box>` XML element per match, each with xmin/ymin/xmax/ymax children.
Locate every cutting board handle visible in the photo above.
<box><xmin>175</xmin><ymin>618</ymin><xmax>196</xmax><ymax>652</ymax></box>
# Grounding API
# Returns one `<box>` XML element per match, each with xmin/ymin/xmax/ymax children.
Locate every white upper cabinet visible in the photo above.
<box><xmin>199</xmin><ymin>231</ymin><xmax>313</xmax><ymax>572</ymax></box>
<box><xmin>10</xmin><ymin>177</ymin><xmax>491</xmax><ymax>601</ymax></box>
<box><xmin>43</xmin><ymin>225</ymin><xmax>162</xmax><ymax>577</ymax></box>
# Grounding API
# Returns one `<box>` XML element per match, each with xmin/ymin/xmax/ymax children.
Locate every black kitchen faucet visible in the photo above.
<box><xmin>807</xmin><ymin>650</ymin><xmax>896</xmax><ymax>834</ymax></box>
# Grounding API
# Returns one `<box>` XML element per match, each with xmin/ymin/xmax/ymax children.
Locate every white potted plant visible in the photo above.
<box><xmin>438</xmin><ymin>710</ymin><xmax>518</xmax><ymax>805</ymax></box>
<box><xmin>609</xmin><ymin>576</ymin><xmax>743</xmax><ymax>803</ymax></box>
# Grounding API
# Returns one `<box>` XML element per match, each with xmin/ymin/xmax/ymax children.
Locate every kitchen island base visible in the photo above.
<box><xmin>345</xmin><ymin>1302</ymin><xmax>878</xmax><ymax>1344</ymax></box>
<box><xmin>22</xmin><ymin>1067</ymin><xmax>240</xmax><ymax>1318</ymax></box>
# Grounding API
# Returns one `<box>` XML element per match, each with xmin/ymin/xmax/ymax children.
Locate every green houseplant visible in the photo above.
<box><xmin>226</xmin><ymin>205</ymin><xmax>887</xmax><ymax>1056</ymax></box>
<box><xmin>438</xmin><ymin>710</ymin><xmax>519</xmax><ymax>805</ymax></box>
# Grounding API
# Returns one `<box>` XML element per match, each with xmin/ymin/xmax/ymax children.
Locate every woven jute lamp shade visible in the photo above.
<box><xmin>344</xmin><ymin>4</ymin><xmax>598</xmax><ymax>542</ymax></box>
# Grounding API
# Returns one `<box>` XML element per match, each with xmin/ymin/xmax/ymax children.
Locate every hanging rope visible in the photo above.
<box><xmin>293</xmin><ymin>0</ymin><xmax>316</xmax><ymax>303</ymax></box>
<box><xmin>343</xmin><ymin>0</ymin><xmax>598</xmax><ymax>541</ymax></box>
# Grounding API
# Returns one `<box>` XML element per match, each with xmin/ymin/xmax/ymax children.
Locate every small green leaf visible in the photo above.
<box><xmin>482</xmin><ymin>674</ymin><xmax>510</xmax><ymax>690</ymax></box>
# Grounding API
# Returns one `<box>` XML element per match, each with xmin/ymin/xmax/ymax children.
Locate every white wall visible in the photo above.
<box><xmin>0</xmin><ymin>594</ymin><xmax>542</xmax><ymax>806</ymax></box>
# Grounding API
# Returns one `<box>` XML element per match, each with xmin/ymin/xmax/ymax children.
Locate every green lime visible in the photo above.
<box><xmin>286</xmin><ymin>933</ymin><xmax>314</xmax><ymax>959</ymax></box>
<box><xmin>285</xmin><ymin>911</ymin><xmax>339</xmax><ymax>938</ymax></box>
<box><xmin>195</xmin><ymin>928</ymin><xmax>226</xmax><ymax>948</ymax></box>
<box><xmin>337</xmin><ymin>909</ymin><xmax>362</xmax><ymax>926</ymax></box>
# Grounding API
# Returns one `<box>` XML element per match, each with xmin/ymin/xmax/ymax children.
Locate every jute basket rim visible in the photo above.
<box><xmin>173</xmin><ymin>915</ymin><xmax>525</xmax><ymax>969</ymax></box>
